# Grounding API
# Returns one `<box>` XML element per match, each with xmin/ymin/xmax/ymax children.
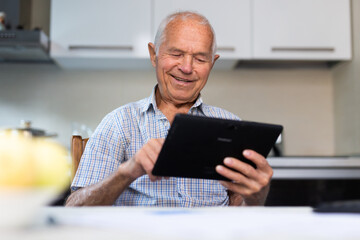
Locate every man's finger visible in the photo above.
<box><xmin>222</xmin><ymin>157</ymin><xmax>257</xmax><ymax>178</ymax></box>
<box><xmin>242</xmin><ymin>150</ymin><xmax>270</xmax><ymax>170</ymax></box>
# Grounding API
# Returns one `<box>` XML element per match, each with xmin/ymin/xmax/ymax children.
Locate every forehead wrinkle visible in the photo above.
<box><xmin>168</xmin><ymin>47</ymin><xmax>185</xmax><ymax>52</ymax></box>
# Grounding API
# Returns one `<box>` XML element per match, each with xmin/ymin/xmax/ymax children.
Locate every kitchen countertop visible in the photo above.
<box><xmin>267</xmin><ymin>156</ymin><xmax>360</xmax><ymax>179</ymax></box>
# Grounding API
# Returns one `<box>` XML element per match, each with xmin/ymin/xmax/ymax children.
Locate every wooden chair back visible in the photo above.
<box><xmin>71</xmin><ymin>135</ymin><xmax>89</xmax><ymax>180</ymax></box>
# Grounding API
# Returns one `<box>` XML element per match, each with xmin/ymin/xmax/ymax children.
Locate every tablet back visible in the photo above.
<box><xmin>152</xmin><ymin>114</ymin><xmax>283</xmax><ymax>181</ymax></box>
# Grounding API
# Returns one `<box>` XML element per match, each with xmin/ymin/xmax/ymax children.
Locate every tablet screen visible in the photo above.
<box><xmin>152</xmin><ymin>114</ymin><xmax>283</xmax><ymax>181</ymax></box>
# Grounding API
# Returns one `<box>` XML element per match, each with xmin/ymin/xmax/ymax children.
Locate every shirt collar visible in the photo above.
<box><xmin>192</xmin><ymin>94</ymin><xmax>203</xmax><ymax>110</ymax></box>
<box><xmin>140</xmin><ymin>85</ymin><xmax>157</xmax><ymax>113</ymax></box>
<box><xmin>140</xmin><ymin>84</ymin><xmax>204</xmax><ymax>113</ymax></box>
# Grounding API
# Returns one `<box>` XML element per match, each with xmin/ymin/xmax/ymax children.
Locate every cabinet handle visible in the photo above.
<box><xmin>271</xmin><ymin>47</ymin><xmax>335</xmax><ymax>52</ymax></box>
<box><xmin>217</xmin><ymin>46</ymin><xmax>236</xmax><ymax>52</ymax></box>
<box><xmin>68</xmin><ymin>45</ymin><xmax>133</xmax><ymax>51</ymax></box>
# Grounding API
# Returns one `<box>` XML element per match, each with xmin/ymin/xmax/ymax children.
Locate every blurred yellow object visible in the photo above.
<box><xmin>0</xmin><ymin>131</ymin><xmax>70</xmax><ymax>190</ymax></box>
<box><xmin>0</xmin><ymin>131</ymin><xmax>71</xmax><ymax>228</ymax></box>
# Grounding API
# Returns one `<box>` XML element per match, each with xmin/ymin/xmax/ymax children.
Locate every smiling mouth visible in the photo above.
<box><xmin>171</xmin><ymin>75</ymin><xmax>194</xmax><ymax>83</ymax></box>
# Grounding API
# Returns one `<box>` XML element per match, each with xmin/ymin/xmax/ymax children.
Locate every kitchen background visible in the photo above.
<box><xmin>0</xmin><ymin>0</ymin><xmax>359</xmax><ymax>158</ymax></box>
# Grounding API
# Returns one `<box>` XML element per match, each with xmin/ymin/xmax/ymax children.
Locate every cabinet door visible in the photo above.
<box><xmin>253</xmin><ymin>0</ymin><xmax>351</xmax><ymax>60</ymax></box>
<box><xmin>50</xmin><ymin>0</ymin><xmax>151</xmax><ymax>59</ymax></box>
<box><xmin>153</xmin><ymin>0</ymin><xmax>251</xmax><ymax>61</ymax></box>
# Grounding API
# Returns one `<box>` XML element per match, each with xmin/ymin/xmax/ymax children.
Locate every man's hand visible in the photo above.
<box><xmin>66</xmin><ymin>138</ymin><xmax>165</xmax><ymax>206</ymax></box>
<box><xmin>215</xmin><ymin>150</ymin><xmax>273</xmax><ymax>206</ymax></box>
<box><xmin>122</xmin><ymin>138</ymin><xmax>165</xmax><ymax>182</ymax></box>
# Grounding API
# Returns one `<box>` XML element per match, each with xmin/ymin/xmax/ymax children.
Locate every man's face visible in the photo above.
<box><xmin>149</xmin><ymin>19</ymin><xmax>219</xmax><ymax>106</ymax></box>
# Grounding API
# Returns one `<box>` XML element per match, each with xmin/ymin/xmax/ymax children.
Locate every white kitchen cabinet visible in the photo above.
<box><xmin>50</xmin><ymin>0</ymin><xmax>152</xmax><ymax>69</ymax></box>
<box><xmin>153</xmin><ymin>0</ymin><xmax>251</xmax><ymax>68</ymax></box>
<box><xmin>253</xmin><ymin>0</ymin><xmax>351</xmax><ymax>60</ymax></box>
<box><xmin>49</xmin><ymin>0</ymin><xmax>352</xmax><ymax>69</ymax></box>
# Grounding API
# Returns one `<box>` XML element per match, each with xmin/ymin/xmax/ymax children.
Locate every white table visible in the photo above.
<box><xmin>2</xmin><ymin>206</ymin><xmax>360</xmax><ymax>240</ymax></box>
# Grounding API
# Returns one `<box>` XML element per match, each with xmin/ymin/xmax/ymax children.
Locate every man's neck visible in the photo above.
<box><xmin>155</xmin><ymin>90</ymin><xmax>196</xmax><ymax>124</ymax></box>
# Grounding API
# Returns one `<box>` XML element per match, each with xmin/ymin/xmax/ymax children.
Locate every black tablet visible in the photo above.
<box><xmin>152</xmin><ymin>114</ymin><xmax>283</xmax><ymax>181</ymax></box>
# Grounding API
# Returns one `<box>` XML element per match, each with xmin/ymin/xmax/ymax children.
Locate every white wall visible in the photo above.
<box><xmin>204</xmin><ymin>68</ymin><xmax>334</xmax><ymax>156</ymax></box>
<box><xmin>333</xmin><ymin>0</ymin><xmax>360</xmax><ymax>156</ymax></box>
<box><xmin>0</xmin><ymin>63</ymin><xmax>334</xmax><ymax>156</ymax></box>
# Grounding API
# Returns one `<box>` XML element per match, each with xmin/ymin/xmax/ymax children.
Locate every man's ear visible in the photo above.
<box><xmin>148</xmin><ymin>43</ymin><xmax>157</xmax><ymax>67</ymax></box>
<box><xmin>211</xmin><ymin>54</ymin><xmax>220</xmax><ymax>68</ymax></box>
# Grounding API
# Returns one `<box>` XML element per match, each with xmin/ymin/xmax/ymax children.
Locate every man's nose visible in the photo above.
<box><xmin>179</xmin><ymin>55</ymin><xmax>193</xmax><ymax>74</ymax></box>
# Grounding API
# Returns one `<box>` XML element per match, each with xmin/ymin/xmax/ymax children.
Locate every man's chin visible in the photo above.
<box><xmin>170</xmin><ymin>94</ymin><xmax>198</xmax><ymax>105</ymax></box>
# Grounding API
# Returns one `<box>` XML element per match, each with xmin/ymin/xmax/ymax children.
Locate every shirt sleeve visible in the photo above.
<box><xmin>71</xmin><ymin>111</ymin><xmax>126</xmax><ymax>190</ymax></box>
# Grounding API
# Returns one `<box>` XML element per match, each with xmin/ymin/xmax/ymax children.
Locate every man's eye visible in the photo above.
<box><xmin>171</xmin><ymin>54</ymin><xmax>181</xmax><ymax>57</ymax></box>
<box><xmin>196</xmin><ymin>58</ymin><xmax>206</xmax><ymax>63</ymax></box>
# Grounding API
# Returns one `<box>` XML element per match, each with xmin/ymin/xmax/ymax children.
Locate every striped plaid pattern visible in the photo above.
<box><xmin>72</xmin><ymin>86</ymin><xmax>240</xmax><ymax>207</ymax></box>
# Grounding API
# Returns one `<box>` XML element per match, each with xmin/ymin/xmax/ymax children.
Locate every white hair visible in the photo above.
<box><xmin>154</xmin><ymin>11</ymin><xmax>217</xmax><ymax>62</ymax></box>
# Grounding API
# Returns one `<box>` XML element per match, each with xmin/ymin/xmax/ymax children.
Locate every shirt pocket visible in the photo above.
<box><xmin>178</xmin><ymin>178</ymin><xmax>228</xmax><ymax>206</ymax></box>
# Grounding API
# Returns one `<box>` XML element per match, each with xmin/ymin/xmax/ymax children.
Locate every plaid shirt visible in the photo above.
<box><xmin>72</xmin><ymin>86</ymin><xmax>240</xmax><ymax>207</ymax></box>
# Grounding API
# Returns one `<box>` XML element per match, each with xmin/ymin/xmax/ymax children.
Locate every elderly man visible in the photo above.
<box><xmin>66</xmin><ymin>11</ymin><xmax>273</xmax><ymax>207</ymax></box>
